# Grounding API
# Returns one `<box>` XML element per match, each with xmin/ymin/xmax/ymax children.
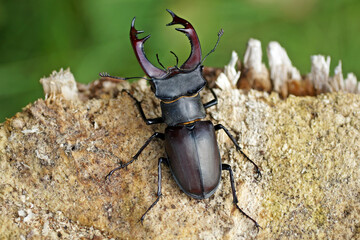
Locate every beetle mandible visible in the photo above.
<box><xmin>100</xmin><ymin>9</ymin><xmax>261</xmax><ymax>229</ymax></box>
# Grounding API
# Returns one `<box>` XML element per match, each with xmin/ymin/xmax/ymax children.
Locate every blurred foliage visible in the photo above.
<box><xmin>0</xmin><ymin>0</ymin><xmax>359</xmax><ymax>122</ymax></box>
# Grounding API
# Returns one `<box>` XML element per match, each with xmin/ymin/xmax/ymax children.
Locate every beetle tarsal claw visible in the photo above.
<box><xmin>104</xmin><ymin>171</ymin><xmax>114</xmax><ymax>181</ymax></box>
<box><xmin>254</xmin><ymin>223</ymin><xmax>262</xmax><ymax>233</ymax></box>
<box><xmin>255</xmin><ymin>169</ymin><xmax>262</xmax><ymax>181</ymax></box>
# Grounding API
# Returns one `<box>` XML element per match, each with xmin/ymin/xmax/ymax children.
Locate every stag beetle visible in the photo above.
<box><xmin>100</xmin><ymin>9</ymin><xmax>261</xmax><ymax>229</ymax></box>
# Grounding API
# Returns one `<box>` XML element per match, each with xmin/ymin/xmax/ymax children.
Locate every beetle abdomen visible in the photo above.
<box><xmin>165</xmin><ymin>121</ymin><xmax>221</xmax><ymax>199</ymax></box>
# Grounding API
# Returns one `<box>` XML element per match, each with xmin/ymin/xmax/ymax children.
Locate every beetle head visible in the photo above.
<box><xmin>130</xmin><ymin>9</ymin><xmax>207</xmax><ymax>101</ymax></box>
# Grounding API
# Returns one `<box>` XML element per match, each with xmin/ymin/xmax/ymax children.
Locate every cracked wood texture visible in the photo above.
<box><xmin>0</xmin><ymin>79</ymin><xmax>360</xmax><ymax>239</ymax></box>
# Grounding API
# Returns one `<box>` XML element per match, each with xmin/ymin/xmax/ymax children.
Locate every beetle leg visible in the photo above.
<box><xmin>105</xmin><ymin>132</ymin><xmax>165</xmax><ymax>181</ymax></box>
<box><xmin>140</xmin><ymin>157</ymin><xmax>168</xmax><ymax>223</ymax></box>
<box><xmin>203</xmin><ymin>87</ymin><xmax>218</xmax><ymax>109</ymax></box>
<box><xmin>214</xmin><ymin>124</ymin><xmax>261</xmax><ymax>179</ymax></box>
<box><xmin>122</xmin><ymin>90</ymin><xmax>164</xmax><ymax>125</ymax></box>
<box><xmin>222</xmin><ymin>164</ymin><xmax>261</xmax><ymax>231</ymax></box>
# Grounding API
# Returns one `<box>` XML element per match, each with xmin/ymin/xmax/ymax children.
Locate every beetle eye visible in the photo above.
<box><xmin>150</xmin><ymin>82</ymin><xmax>156</xmax><ymax>93</ymax></box>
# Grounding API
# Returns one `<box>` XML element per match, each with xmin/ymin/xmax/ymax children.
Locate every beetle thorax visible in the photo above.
<box><xmin>160</xmin><ymin>93</ymin><xmax>206</xmax><ymax>126</ymax></box>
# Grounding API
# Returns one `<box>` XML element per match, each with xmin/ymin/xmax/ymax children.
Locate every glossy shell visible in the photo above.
<box><xmin>165</xmin><ymin>121</ymin><xmax>221</xmax><ymax>199</ymax></box>
<box><xmin>160</xmin><ymin>94</ymin><xmax>206</xmax><ymax>126</ymax></box>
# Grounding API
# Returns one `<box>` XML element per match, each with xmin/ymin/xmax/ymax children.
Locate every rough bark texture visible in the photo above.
<box><xmin>1</xmin><ymin>74</ymin><xmax>360</xmax><ymax>239</ymax></box>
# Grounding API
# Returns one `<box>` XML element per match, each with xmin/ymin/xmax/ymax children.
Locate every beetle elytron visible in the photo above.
<box><xmin>101</xmin><ymin>9</ymin><xmax>261</xmax><ymax>229</ymax></box>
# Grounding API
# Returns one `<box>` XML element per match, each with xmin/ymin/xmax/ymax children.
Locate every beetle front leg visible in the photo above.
<box><xmin>140</xmin><ymin>157</ymin><xmax>168</xmax><ymax>223</ymax></box>
<box><xmin>105</xmin><ymin>132</ymin><xmax>165</xmax><ymax>180</ymax></box>
<box><xmin>222</xmin><ymin>163</ymin><xmax>260</xmax><ymax>231</ymax></box>
<box><xmin>214</xmin><ymin>124</ymin><xmax>261</xmax><ymax>179</ymax></box>
<box><xmin>123</xmin><ymin>90</ymin><xmax>164</xmax><ymax>125</ymax></box>
<box><xmin>203</xmin><ymin>87</ymin><xmax>218</xmax><ymax>109</ymax></box>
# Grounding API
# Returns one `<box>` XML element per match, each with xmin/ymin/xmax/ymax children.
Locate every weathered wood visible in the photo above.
<box><xmin>1</xmin><ymin>41</ymin><xmax>360</xmax><ymax>238</ymax></box>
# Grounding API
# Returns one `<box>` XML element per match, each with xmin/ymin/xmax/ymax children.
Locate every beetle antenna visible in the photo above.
<box><xmin>99</xmin><ymin>72</ymin><xmax>152</xmax><ymax>82</ymax></box>
<box><xmin>170</xmin><ymin>51</ymin><xmax>180</xmax><ymax>69</ymax></box>
<box><xmin>156</xmin><ymin>54</ymin><xmax>167</xmax><ymax>70</ymax></box>
<box><xmin>200</xmin><ymin>28</ymin><xmax>224</xmax><ymax>65</ymax></box>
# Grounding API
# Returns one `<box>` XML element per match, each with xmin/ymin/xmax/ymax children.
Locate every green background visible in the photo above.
<box><xmin>0</xmin><ymin>0</ymin><xmax>359</xmax><ymax>122</ymax></box>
